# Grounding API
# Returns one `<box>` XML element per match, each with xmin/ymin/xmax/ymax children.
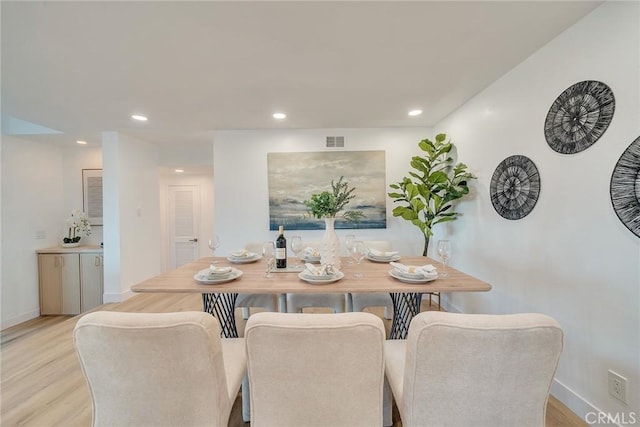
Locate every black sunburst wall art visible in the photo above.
<box><xmin>490</xmin><ymin>155</ymin><xmax>541</xmax><ymax>220</ymax></box>
<box><xmin>544</xmin><ymin>80</ymin><xmax>615</xmax><ymax>154</ymax></box>
<box><xmin>610</xmin><ymin>136</ymin><xmax>640</xmax><ymax>238</ymax></box>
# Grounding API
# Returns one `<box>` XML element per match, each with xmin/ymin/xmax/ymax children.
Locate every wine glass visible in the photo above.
<box><xmin>208</xmin><ymin>235</ymin><xmax>220</xmax><ymax>264</ymax></box>
<box><xmin>262</xmin><ymin>241</ymin><xmax>276</xmax><ymax>278</ymax></box>
<box><xmin>345</xmin><ymin>234</ymin><xmax>356</xmax><ymax>264</ymax></box>
<box><xmin>290</xmin><ymin>235</ymin><xmax>303</xmax><ymax>268</ymax></box>
<box><xmin>437</xmin><ymin>240</ymin><xmax>451</xmax><ymax>278</ymax></box>
<box><xmin>351</xmin><ymin>240</ymin><xmax>366</xmax><ymax>278</ymax></box>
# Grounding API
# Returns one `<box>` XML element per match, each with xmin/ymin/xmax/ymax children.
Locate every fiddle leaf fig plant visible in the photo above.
<box><xmin>305</xmin><ymin>176</ymin><xmax>364</xmax><ymax>222</ymax></box>
<box><xmin>388</xmin><ymin>134</ymin><xmax>476</xmax><ymax>256</ymax></box>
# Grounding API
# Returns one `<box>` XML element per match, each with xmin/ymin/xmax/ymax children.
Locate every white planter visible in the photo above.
<box><xmin>320</xmin><ymin>217</ymin><xmax>341</xmax><ymax>270</ymax></box>
<box><xmin>62</xmin><ymin>242</ymin><xmax>80</xmax><ymax>248</ymax></box>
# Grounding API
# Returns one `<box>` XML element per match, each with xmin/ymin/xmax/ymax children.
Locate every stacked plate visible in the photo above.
<box><xmin>227</xmin><ymin>250</ymin><xmax>261</xmax><ymax>264</ymax></box>
<box><xmin>389</xmin><ymin>263</ymin><xmax>438</xmax><ymax>284</ymax></box>
<box><xmin>300</xmin><ymin>248</ymin><xmax>321</xmax><ymax>263</ymax></box>
<box><xmin>298</xmin><ymin>264</ymin><xmax>344</xmax><ymax>284</ymax></box>
<box><xmin>194</xmin><ymin>267</ymin><xmax>243</xmax><ymax>285</ymax></box>
<box><xmin>366</xmin><ymin>250</ymin><xmax>400</xmax><ymax>263</ymax></box>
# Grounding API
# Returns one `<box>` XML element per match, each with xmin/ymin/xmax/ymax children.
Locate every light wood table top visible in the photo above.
<box><xmin>131</xmin><ymin>256</ymin><xmax>491</xmax><ymax>294</ymax></box>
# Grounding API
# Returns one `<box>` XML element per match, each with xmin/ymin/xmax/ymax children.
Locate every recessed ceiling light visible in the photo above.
<box><xmin>76</xmin><ymin>140</ymin><xmax>87</xmax><ymax>145</ymax></box>
<box><xmin>408</xmin><ymin>109</ymin><xmax>423</xmax><ymax>117</ymax></box>
<box><xmin>131</xmin><ymin>114</ymin><xmax>148</xmax><ymax>121</ymax></box>
<box><xmin>175</xmin><ymin>169</ymin><xmax>184</xmax><ymax>173</ymax></box>
<box><xmin>272</xmin><ymin>112</ymin><xmax>287</xmax><ymax>120</ymax></box>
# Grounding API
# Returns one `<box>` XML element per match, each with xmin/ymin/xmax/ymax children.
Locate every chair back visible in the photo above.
<box><xmin>402</xmin><ymin>311</ymin><xmax>563</xmax><ymax>427</ymax></box>
<box><xmin>245</xmin><ymin>312</ymin><xmax>386</xmax><ymax>427</ymax></box>
<box><xmin>74</xmin><ymin>311</ymin><xmax>235</xmax><ymax>427</ymax></box>
<box><xmin>364</xmin><ymin>240</ymin><xmax>392</xmax><ymax>252</ymax></box>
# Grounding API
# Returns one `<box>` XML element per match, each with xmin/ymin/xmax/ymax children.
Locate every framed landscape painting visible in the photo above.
<box><xmin>267</xmin><ymin>151</ymin><xmax>387</xmax><ymax>230</ymax></box>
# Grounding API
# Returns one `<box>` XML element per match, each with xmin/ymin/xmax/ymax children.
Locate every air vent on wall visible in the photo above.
<box><xmin>326</xmin><ymin>136</ymin><xmax>345</xmax><ymax>148</ymax></box>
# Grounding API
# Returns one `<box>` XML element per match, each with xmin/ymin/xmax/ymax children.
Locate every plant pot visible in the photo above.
<box><xmin>320</xmin><ymin>217</ymin><xmax>341</xmax><ymax>270</ymax></box>
<box><xmin>62</xmin><ymin>242</ymin><xmax>80</xmax><ymax>248</ymax></box>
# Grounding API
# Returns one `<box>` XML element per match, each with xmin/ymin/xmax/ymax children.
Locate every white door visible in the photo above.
<box><xmin>168</xmin><ymin>185</ymin><xmax>200</xmax><ymax>268</ymax></box>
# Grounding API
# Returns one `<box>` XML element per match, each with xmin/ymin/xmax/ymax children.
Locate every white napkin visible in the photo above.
<box><xmin>304</xmin><ymin>263</ymin><xmax>333</xmax><ymax>276</ymax></box>
<box><xmin>369</xmin><ymin>248</ymin><xmax>399</xmax><ymax>257</ymax></box>
<box><xmin>209</xmin><ymin>265</ymin><xmax>232</xmax><ymax>275</ymax></box>
<box><xmin>303</xmin><ymin>247</ymin><xmax>320</xmax><ymax>257</ymax></box>
<box><xmin>230</xmin><ymin>249</ymin><xmax>252</xmax><ymax>258</ymax></box>
<box><xmin>390</xmin><ymin>262</ymin><xmax>438</xmax><ymax>278</ymax></box>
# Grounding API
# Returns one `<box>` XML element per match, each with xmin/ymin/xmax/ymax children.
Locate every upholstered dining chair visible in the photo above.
<box><xmin>347</xmin><ymin>240</ymin><xmax>394</xmax><ymax>319</ymax></box>
<box><xmin>73</xmin><ymin>311</ymin><xmax>246</xmax><ymax>427</ymax></box>
<box><xmin>245</xmin><ymin>312</ymin><xmax>388</xmax><ymax>427</ymax></box>
<box><xmin>384</xmin><ymin>311</ymin><xmax>563</xmax><ymax>427</ymax></box>
<box><xmin>237</xmin><ymin>242</ymin><xmax>282</xmax><ymax>319</ymax></box>
<box><xmin>286</xmin><ymin>240</ymin><xmax>347</xmax><ymax>314</ymax></box>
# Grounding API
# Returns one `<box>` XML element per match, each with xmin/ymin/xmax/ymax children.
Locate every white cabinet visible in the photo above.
<box><xmin>37</xmin><ymin>247</ymin><xmax>103</xmax><ymax>315</ymax></box>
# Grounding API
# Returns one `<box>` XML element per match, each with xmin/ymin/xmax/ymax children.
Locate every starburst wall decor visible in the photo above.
<box><xmin>490</xmin><ymin>155</ymin><xmax>541</xmax><ymax>220</ymax></box>
<box><xmin>544</xmin><ymin>80</ymin><xmax>615</xmax><ymax>154</ymax></box>
<box><xmin>610</xmin><ymin>136</ymin><xmax>640</xmax><ymax>238</ymax></box>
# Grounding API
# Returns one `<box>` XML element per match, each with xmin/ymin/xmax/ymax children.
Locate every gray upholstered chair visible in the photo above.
<box><xmin>237</xmin><ymin>242</ymin><xmax>282</xmax><ymax>318</ymax></box>
<box><xmin>286</xmin><ymin>240</ymin><xmax>346</xmax><ymax>314</ymax></box>
<box><xmin>73</xmin><ymin>311</ymin><xmax>246</xmax><ymax>427</ymax></box>
<box><xmin>245</xmin><ymin>312</ymin><xmax>387</xmax><ymax>427</ymax></box>
<box><xmin>384</xmin><ymin>311</ymin><xmax>563</xmax><ymax>427</ymax></box>
<box><xmin>347</xmin><ymin>240</ymin><xmax>394</xmax><ymax>319</ymax></box>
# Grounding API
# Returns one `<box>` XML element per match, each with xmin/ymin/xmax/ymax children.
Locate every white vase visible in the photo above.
<box><xmin>320</xmin><ymin>217</ymin><xmax>341</xmax><ymax>270</ymax></box>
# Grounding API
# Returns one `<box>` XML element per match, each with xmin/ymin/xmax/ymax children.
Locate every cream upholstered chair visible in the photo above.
<box><xmin>73</xmin><ymin>311</ymin><xmax>246</xmax><ymax>427</ymax></box>
<box><xmin>385</xmin><ymin>311</ymin><xmax>563</xmax><ymax>427</ymax></box>
<box><xmin>347</xmin><ymin>240</ymin><xmax>394</xmax><ymax>319</ymax></box>
<box><xmin>245</xmin><ymin>312</ymin><xmax>387</xmax><ymax>427</ymax></box>
<box><xmin>286</xmin><ymin>240</ymin><xmax>346</xmax><ymax>314</ymax></box>
<box><xmin>236</xmin><ymin>242</ymin><xmax>282</xmax><ymax>319</ymax></box>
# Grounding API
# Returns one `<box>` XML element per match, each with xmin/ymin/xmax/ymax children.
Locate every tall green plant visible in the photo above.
<box><xmin>388</xmin><ymin>134</ymin><xmax>476</xmax><ymax>256</ymax></box>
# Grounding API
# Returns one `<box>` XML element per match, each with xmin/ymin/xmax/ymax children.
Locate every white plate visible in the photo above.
<box><xmin>366</xmin><ymin>253</ymin><xmax>401</xmax><ymax>263</ymax></box>
<box><xmin>194</xmin><ymin>268</ymin><xmax>243</xmax><ymax>285</ymax></box>
<box><xmin>300</xmin><ymin>255</ymin><xmax>321</xmax><ymax>263</ymax></box>
<box><xmin>298</xmin><ymin>271</ymin><xmax>344</xmax><ymax>285</ymax></box>
<box><xmin>227</xmin><ymin>254</ymin><xmax>262</xmax><ymax>264</ymax></box>
<box><xmin>389</xmin><ymin>269</ymin><xmax>437</xmax><ymax>284</ymax></box>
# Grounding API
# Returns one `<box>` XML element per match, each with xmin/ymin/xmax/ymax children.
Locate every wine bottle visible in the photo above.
<box><xmin>275</xmin><ymin>225</ymin><xmax>287</xmax><ymax>269</ymax></box>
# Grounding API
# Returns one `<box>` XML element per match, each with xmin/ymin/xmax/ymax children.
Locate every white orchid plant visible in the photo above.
<box><xmin>64</xmin><ymin>210</ymin><xmax>92</xmax><ymax>243</ymax></box>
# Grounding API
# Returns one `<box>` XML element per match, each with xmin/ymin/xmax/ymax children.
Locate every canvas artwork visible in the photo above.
<box><xmin>267</xmin><ymin>151</ymin><xmax>387</xmax><ymax>230</ymax></box>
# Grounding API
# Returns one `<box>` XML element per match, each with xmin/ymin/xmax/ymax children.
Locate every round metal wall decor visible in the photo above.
<box><xmin>610</xmin><ymin>136</ymin><xmax>640</xmax><ymax>238</ymax></box>
<box><xmin>544</xmin><ymin>80</ymin><xmax>615</xmax><ymax>154</ymax></box>
<box><xmin>490</xmin><ymin>155</ymin><xmax>540</xmax><ymax>220</ymax></box>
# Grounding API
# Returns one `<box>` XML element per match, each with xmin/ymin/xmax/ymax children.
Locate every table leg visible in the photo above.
<box><xmin>389</xmin><ymin>293</ymin><xmax>423</xmax><ymax>339</ymax></box>
<box><xmin>202</xmin><ymin>293</ymin><xmax>239</xmax><ymax>338</ymax></box>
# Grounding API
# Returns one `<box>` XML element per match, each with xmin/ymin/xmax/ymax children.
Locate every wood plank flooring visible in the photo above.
<box><xmin>1</xmin><ymin>293</ymin><xmax>586</xmax><ymax>426</ymax></box>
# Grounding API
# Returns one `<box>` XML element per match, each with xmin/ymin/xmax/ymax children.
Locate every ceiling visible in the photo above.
<box><xmin>1</xmin><ymin>1</ymin><xmax>601</xmax><ymax>147</ymax></box>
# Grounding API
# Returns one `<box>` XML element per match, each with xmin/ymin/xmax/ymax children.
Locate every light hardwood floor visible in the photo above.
<box><xmin>1</xmin><ymin>293</ymin><xmax>585</xmax><ymax>426</ymax></box>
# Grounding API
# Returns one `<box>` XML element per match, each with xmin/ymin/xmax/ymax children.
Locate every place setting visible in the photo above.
<box><xmin>388</xmin><ymin>261</ymin><xmax>438</xmax><ymax>284</ymax></box>
<box><xmin>298</xmin><ymin>263</ymin><xmax>344</xmax><ymax>285</ymax></box>
<box><xmin>194</xmin><ymin>264</ymin><xmax>243</xmax><ymax>285</ymax></box>
<box><xmin>226</xmin><ymin>249</ymin><xmax>262</xmax><ymax>264</ymax></box>
<box><xmin>365</xmin><ymin>247</ymin><xmax>401</xmax><ymax>263</ymax></box>
<box><xmin>299</xmin><ymin>246</ymin><xmax>321</xmax><ymax>263</ymax></box>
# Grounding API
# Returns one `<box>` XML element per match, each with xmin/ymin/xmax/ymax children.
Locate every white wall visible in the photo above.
<box><xmin>1</xmin><ymin>136</ymin><xmax>104</xmax><ymax>328</ymax></box>
<box><xmin>435</xmin><ymin>2</ymin><xmax>639</xmax><ymax>421</ymax></box>
<box><xmin>102</xmin><ymin>132</ymin><xmax>162</xmax><ymax>302</ymax></box>
<box><xmin>212</xmin><ymin>128</ymin><xmax>434</xmax><ymax>255</ymax></box>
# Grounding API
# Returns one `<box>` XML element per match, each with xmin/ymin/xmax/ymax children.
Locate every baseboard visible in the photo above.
<box><xmin>1</xmin><ymin>309</ymin><xmax>40</xmax><ymax>330</ymax></box>
<box><xmin>102</xmin><ymin>289</ymin><xmax>135</xmax><ymax>304</ymax></box>
<box><xmin>438</xmin><ymin>294</ymin><xmax>462</xmax><ymax>313</ymax></box>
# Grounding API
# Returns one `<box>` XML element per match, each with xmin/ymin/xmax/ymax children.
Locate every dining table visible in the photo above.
<box><xmin>131</xmin><ymin>255</ymin><xmax>491</xmax><ymax>339</ymax></box>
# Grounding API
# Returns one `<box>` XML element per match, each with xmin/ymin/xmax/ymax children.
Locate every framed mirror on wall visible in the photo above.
<box><xmin>82</xmin><ymin>169</ymin><xmax>103</xmax><ymax>226</ymax></box>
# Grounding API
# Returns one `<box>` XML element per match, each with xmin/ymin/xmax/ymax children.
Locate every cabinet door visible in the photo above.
<box><xmin>80</xmin><ymin>253</ymin><xmax>103</xmax><ymax>312</ymax></box>
<box><xmin>60</xmin><ymin>254</ymin><xmax>80</xmax><ymax>315</ymax></box>
<box><xmin>38</xmin><ymin>254</ymin><xmax>62</xmax><ymax>315</ymax></box>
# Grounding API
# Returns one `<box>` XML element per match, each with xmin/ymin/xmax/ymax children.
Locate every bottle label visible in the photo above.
<box><xmin>275</xmin><ymin>248</ymin><xmax>286</xmax><ymax>259</ymax></box>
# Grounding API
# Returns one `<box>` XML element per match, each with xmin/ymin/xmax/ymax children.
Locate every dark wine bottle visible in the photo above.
<box><xmin>275</xmin><ymin>225</ymin><xmax>287</xmax><ymax>269</ymax></box>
